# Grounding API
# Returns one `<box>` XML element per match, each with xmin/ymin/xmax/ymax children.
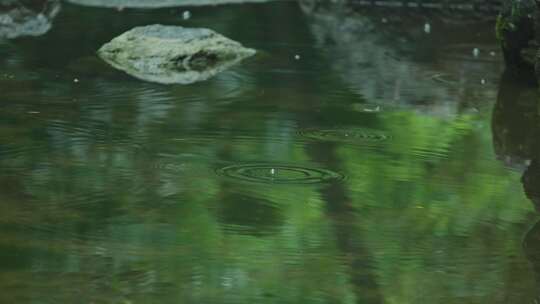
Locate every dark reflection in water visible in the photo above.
<box><xmin>493</xmin><ymin>68</ymin><xmax>540</xmax><ymax>302</ymax></box>
<box><xmin>306</xmin><ymin>139</ymin><xmax>383</xmax><ymax>303</ymax></box>
<box><xmin>214</xmin><ymin>190</ymin><xmax>284</xmax><ymax>236</ymax></box>
<box><xmin>2</xmin><ymin>1</ymin><xmax>540</xmax><ymax>303</ymax></box>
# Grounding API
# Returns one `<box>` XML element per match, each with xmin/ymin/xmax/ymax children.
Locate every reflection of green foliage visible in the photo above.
<box><xmin>2</xmin><ymin>104</ymin><xmax>537</xmax><ymax>303</ymax></box>
<box><xmin>0</xmin><ymin>4</ymin><xmax>538</xmax><ymax>302</ymax></box>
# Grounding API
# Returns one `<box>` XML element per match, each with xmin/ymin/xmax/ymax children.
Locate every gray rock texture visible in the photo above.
<box><xmin>98</xmin><ymin>25</ymin><xmax>256</xmax><ymax>84</ymax></box>
<box><xmin>0</xmin><ymin>0</ymin><xmax>60</xmax><ymax>39</ymax></box>
<box><xmin>67</xmin><ymin>0</ymin><xmax>271</xmax><ymax>8</ymax></box>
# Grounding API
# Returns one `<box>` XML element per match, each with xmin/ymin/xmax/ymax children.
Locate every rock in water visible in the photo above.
<box><xmin>97</xmin><ymin>25</ymin><xmax>256</xmax><ymax>84</ymax></box>
<box><xmin>67</xmin><ymin>0</ymin><xmax>271</xmax><ymax>8</ymax></box>
<box><xmin>0</xmin><ymin>0</ymin><xmax>61</xmax><ymax>39</ymax></box>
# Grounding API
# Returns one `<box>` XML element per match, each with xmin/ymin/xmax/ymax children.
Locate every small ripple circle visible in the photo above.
<box><xmin>216</xmin><ymin>163</ymin><xmax>344</xmax><ymax>184</ymax></box>
<box><xmin>298</xmin><ymin>128</ymin><xmax>390</xmax><ymax>142</ymax></box>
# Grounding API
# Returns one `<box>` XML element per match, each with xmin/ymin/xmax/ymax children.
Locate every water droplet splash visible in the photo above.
<box><xmin>424</xmin><ymin>23</ymin><xmax>431</xmax><ymax>34</ymax></box>
<box><xmin>216</xmin><ymin>164</ymin><xmax>344</xmax><ymax>185</ymax></box>
<box><xmin>182</xmin><ymin>11</ymin><xmax>191</xmax><ymax>20</ymax></box>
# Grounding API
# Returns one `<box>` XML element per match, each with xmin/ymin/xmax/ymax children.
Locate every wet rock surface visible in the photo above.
<box><xmin>66</xmin><ymin>0</ymin><xmax>271</xmax><ymax>8</ymax></box>
<box><xmin>0</xmin><ymin>0</ymin><xmax>60</xmax><ymax>39</ymax></box>
<box><xmin>98</xmin><ymin>25</ymin><xmax>256</xmax><ymax>84</ymax></box>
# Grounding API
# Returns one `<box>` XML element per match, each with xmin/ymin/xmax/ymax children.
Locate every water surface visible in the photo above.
<box><xmin>1</xmin><ymin>1</ymin><xmax>539</xmax><ymax>303</ymax></box>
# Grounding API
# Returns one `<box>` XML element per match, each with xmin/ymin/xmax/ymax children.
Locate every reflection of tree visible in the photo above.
<box><xmin>301</xmin><ymin>0</ymin><xmax>502</xmax><ymax>114</ymax></box>
<box><xmin>493</xmin><ymin>68</ymin><xmax>540</xmax><ymax>301</ymax></box>
<box><xmin>492</xmin><ymin>68</ymin><xmax>540</xmax><ymax>210</ymax></box>
<box><xmin>214</xmin><ymin>186</ymin><xmax>285</xmax><ymax>236</ymax></box>
<box><xmin>492</xmin><ymin>69</ymin><xmax>538</xmax><ymax>168</ymax></box>
<box><xmin>306</xmin><ymin>140</ymin><xmax>383</xmax><ymax>304</ymax></box>
<box><xmin>524</xmin><ymin>220</ymin><xmax>540</xmax><ymax>303</ymax></box>
<box><xmin>0</xmin><ymin>0</ymin><xmax>60</xmax><ymax>39</ymax></box>
<box><xmin>1</xmin><ymin>1</ymin><xmax>539</xmax><ymax>303</ymax></box>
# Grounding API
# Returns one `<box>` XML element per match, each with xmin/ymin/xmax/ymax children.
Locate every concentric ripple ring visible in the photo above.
<box><xmin>298</xmin><ymin>128</ymin><xmax>390</xmax><ymax>142</ymax></box>
<box><xmin>216</xmin><ymin>163</ymin><xmax>344</xmax><ymax>184</ymax></box>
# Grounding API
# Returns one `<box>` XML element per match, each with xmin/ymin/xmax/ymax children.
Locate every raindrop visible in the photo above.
<box><xmin>216</xmin><ymin>164</ymin><xmax>344</xmax><ymax>185</ymax></box>
<box><xmin>73</xmin><ymin>78</ymin><xmax>79</xmax><ymax>83</ymax></box>
<box><xmin>473</xmin><ymin>48</ymin><xmax>480</xmax><ymax>57</ymax></box>
<box><xmin>294</xmin><ymin>54</ymin><xmax>301</xmax><ymax>60</ymax></box>
<box><xmin>183</xmin><ymin>11</ymin><xmax>191</xmax><ymax>20</ymax></box>
<box><xmin>424</xmin><ymin>23</ymin><xmax>431</xmax><ymax>34</ymax></box>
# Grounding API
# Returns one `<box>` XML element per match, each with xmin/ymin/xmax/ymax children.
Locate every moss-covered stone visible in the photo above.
<box><xmin>98</xmin><ymin>25</ymin><xmax>256</xmax><ymax>84</ymax></box>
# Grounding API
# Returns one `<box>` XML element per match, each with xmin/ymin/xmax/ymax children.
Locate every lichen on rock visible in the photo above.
<box><xmin>97</xmin><ymin>25</ymin><xmax>256</xmax><ymax>84</ymax></box>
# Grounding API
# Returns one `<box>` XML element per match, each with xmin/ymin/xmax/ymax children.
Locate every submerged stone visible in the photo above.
<box><xmin>66</xmin><ymin>0</ymin><xmax>271</xmax><ymax>8</ymax></box>
<box><xmin>0</xmin><ymin>0</ymin><xmax>61</xmax><ymax>39</ymax></box>
<box><xmin>97</xmin><ymin>25</ymin><xmax>256</xmax><ymax>84</ymax></box>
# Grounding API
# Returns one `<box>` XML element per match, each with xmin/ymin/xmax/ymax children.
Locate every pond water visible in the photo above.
<box><xmin>1</xmin><ymin>1</ymin><xmax>539</xmax><ymax>303</ymax></box>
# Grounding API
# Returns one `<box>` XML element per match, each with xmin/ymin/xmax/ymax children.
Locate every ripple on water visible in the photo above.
<box><xmin>441</xmin><ymin>43</ymin><xmax>501</xmax><ymax>63</ymax></box>
<box><xmin>216</xmin><ymin>163</ymin><xmax>344</xmax><ymax>185</ymax></box>
<box><xmin>298</xmin><ymin>128</ymin><xmax>391</xmax><ymax>144</ymax></box>
<box><xmin>429</xmin><ymin>73</ymin><xmax>461</xmax><ymax>86</ymax></box>
<box><xmin>46</xmin><ymin>119</ymin><xmax>146</xmax><ymax>151</ymax></box>
<box><xmin>215</xmin><ymin>192</ymin><xmax>284</xmax><ymax>236</ymax></box>
<box><xmin>0</xmin><ymin>144</ymin><xmax>48</xmax><ymax>160</ymax></box>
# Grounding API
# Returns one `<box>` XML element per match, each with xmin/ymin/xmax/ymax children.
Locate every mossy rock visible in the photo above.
<box><xmin>98</xmin><ymin>25</ymin><xmax>256</xmax><ymax>84</ymax></box>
